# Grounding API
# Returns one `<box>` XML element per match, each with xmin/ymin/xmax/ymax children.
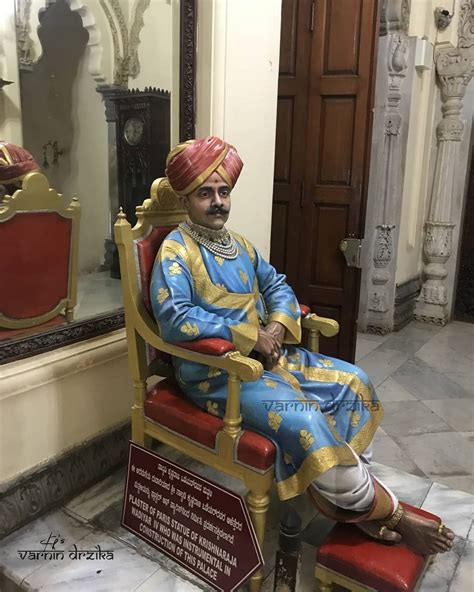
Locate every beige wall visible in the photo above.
<box><xmin>0</xmin><ymin>331</ymin><xmax>132</xmax><ymax>484</ymax></box>
<box><xmin>196</xmin><ymin>0</ymin><xmax>282</xmax><ymax>259</ymax></box>
<box><xmin>0</xmin><ymin>0</ymin><xmax>23</xmax><ymax>144</ymax></box>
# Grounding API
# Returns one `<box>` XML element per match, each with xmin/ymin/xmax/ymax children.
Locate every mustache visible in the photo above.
<box><xmin>206</xmin><ymin>206</ymin><xmax>229</xmax><ymax>215</ymax></box>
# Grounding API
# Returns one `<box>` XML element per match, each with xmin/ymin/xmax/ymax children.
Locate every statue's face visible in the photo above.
<box><xmin>180</xmin><ymin>171</ymin><xmax>231</xmax><ymax>230</ymax></box>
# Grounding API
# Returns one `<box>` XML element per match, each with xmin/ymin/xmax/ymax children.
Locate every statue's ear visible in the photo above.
<box><xmin>178</xmin><ymin>194</ymin><xmax>189</xmax><ymax>211</ymax></box>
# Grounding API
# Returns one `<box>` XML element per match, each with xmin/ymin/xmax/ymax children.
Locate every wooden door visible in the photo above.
<box><xmin>454</xmin><ymin>152</ymin><xmax>474</xmax><ymax>322</ymax></box>
<box><xmin>271</xmin><ymin>0</ymin><xmax>379</xmax><ymax>361</ymax></box>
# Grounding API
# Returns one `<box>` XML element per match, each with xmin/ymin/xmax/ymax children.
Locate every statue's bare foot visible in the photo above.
<box><xmin>356</xmin><ymin>521</ymin><xmax>401</xmax><ymax>543</ymax></box>
<box><xmin>393</xmin><ymin>507</ymin><xmax>454</xmax><ymax>555</ymax></box>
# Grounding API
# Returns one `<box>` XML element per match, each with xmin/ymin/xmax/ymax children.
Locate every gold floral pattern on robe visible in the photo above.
<box><xmin>350</xmin><ymin>411</ymin><xmax>361</xmax><ymax>428</ymax></box>
<box><xmin>239</xmin><ymin>270</ymin><xmax>249</xmax><ymax>285</ymax></box>
<box><xmin>208</xmin><ymin>367</ymin><xmax>222</xmax><ymax>378</ymax></box>
<box><xmin>214</xmin><ymin>256</ymin><xmax>224</xmax><ymax>266</ymax></box>
<box><xmin>326</xmin><ymin>414</ymin><xmax>344</xmax><ymax>442</ymax></box>
<box><xmin>299</xmin><ymin>430</ymin><xmax>315</xmax><ymax>451</ymax></box>
<box><xmin>180</xmin><ymin>322</ymin><xmax>200</xmax><ymax>337</ymax></box>
<box><xmin>320</xmin><ymin>358</ymin><xmax>334</xmax><ymax>368</ymax></box>
<box><xmin>215</xmin><ymin>283</ymin><xmax>226</xmax><ymax>290</ymax></box>
<box><xmin>169</xmin><ymin>262</ymin><xmax>182</xmax><ymax>275</ymax></box>
<box><xmin>206</xmin><ymin>401</ymin><xmax>219</xmax><ymax>416</ymax></box>
<box><xmin>198</xmin><ymin>381</ymin><xmax>210</xmax><ymax>393</ymax></box>
<box><xmin>283</xmin><ymin>451</ymin><xmax>294</xmax><ymax>465</ymax></box>
<box><xmin>157</xmin><ymin>287</ymin><xmax>170</xmax><ymax>305</ymax></box>
<box><xmin>290</xmin><ymin>302</ymin><xmax>298</xmax><ymax>313</ymax></box>
<box><xmin>268</xmin><ymin>411</ymin><xmax>283</xmax><ymax>432</ymax></box>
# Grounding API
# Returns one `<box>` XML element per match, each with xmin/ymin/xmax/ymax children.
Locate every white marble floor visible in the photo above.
<box><xmin>0</xmin><ymin>320</ymin><xmax>473</xmax><ymax>591</ymax></box>
<box><xmin>75</xmin><ymin>271</ymin><xmax>123</xmax><ymax>321</ymax></box>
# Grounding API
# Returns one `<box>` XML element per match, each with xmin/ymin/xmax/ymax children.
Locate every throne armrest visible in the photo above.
<box><xmin>171</xmin><ymin>338</ymin><xmax>236</xmax><ymax>357</ymax></box>
<box><xmin>301</xmin><ymin>311</ymin><xmax>340</xmax><ymax>337</ymax></box>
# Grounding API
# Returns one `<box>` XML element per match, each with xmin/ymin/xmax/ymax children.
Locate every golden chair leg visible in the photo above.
<box><xmin>317</xmin><ymin>581</ymin><xmax>333</xmax><ymax>592</ymax></box>
<box><xmin>132</xmin><ymin>380</ymin><xmax>147</xmax><ymax>446</ymax></box>
<box><xmin>65</xmin><ymin>306</ymin><xmax>74</xmax><ymax>323</ymax></box>
<box><xmin>246</xmin><ymin>491</ymin><xmax>270</xmax><ymax>592</ymax></box>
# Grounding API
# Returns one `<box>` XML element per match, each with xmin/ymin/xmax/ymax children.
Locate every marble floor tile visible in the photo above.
<box><xmin>133</xmin><ymin>567</ymin><xmax>207</xmax><ymax>591</ymax></box>
<box><xmin>369</xmin><ymin>462</ymin><xmax>433</xmax><ymax>507</ymax></box>
<box><xmin>355</xmin><ymin>337</ymin><xmax>380</xmax><ymax>362</ymax></box>
<box><xmin>65</xmin><ymin>467</ymin><xmax>126</xmax><ymax>522</ymax></box>
<box><xmin>356</xmin><ymin>348</ymin><xmax>410</xmax><ymax>388</ymax></box>
<box><xmin>445</xmin><ymin>372</ymin><xmax>474</xmax><ymax>396</ymax></box>
<box><xmin>355</xmin><ymin>331</ymin><xmax>392</xmax><ymax>344</ymax></box>
<box><xmin>396</xmin><ymin>321</ymin><xmax>443</xmax><ymax>341</ymax></box>
<box><xmin>393</xmin><ymin>355</ymin><xmax>444</xmax><ymax>376</ymax></box>
<box><xmin>416</xmin><ymin>339</ymin><xmax>473</xmax><ymax>376</ymax></box>
<box><xmin>449</xmin><ymin>540</ymin><xmax>473</xmax><ymax>592</ymax></box>
<box><xmin>427</xmin><ymin>330</ymin><xmax>474</xmax><ymax>362</ymax></box>
<box><xmin>391</xmin><ymin>367</ymin><xmax>472</xmax><ymax>400</ymax></box>
<box><xmin>436</xmin><ymin>475</ymin><xmax>474</xmax><ymax>496</ymax></box>
<box><xmin>423</xmin><ymin>398</ymin><xmax>474</xmax><ymax>432</ymax></box>
<box><xmin>380</xmin><ymin>401</ymin><xmax>452</xmax><ymax>437</ymax></box>
<box><xmin>375</xmin><ymin>376</ymin><xmax>418</xmax><ymax>402</ymax></box>
<box><xmin>461</xmin><ymin>431</ymin><xmax>474</xmax><ymax>443</ymax></box>
<box><xmin>0</xmin><ymin>509</ymin><xmax>93</xmax><ymax>583</ymax></box>
<box><xmin>371</xmin><ymin>429</ymin><xmax>426</xmax><ymax>476</ymax></box>
<box><xmin>394</xmin><ymin>432</ymin><xmax>474</xmax><ymax>483</ymax></box>
<box><xmin>438</xmin><ymin>320</ymin><xmax>474</xmax><ymax>337</ymax></box>
<box><xmin>421</xmin><ymin>482</ymin><xmax>474</xmax><ymax>539</ymax></box>
<box><xmin>25</xmin><ymin>530</ymin><xmax>158</xmax><ymax>591</ymax></box>
<box><xmin>377</xmin><ymin>333</ymin><xmax>428</xmax><ymax>356</ymax></box>
<box><xmin>419</xmin><ymin>536</ymin><xmax>467</xmax><ymax>592</ymax></box>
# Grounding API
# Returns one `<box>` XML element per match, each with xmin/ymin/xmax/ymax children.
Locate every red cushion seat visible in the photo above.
<box><xmin>145</xmin><ymin>378</ymin><xmax>276</xmax><ymax>471</ymax></box>
<box><xmin>316</xmin><ymin>503</ymin><xmax>440</xmax><ymax>592</ymax></box>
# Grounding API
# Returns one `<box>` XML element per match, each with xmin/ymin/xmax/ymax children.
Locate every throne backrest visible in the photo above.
<box><xmin>0</xmin><ymin>172</ymin><xmax>80</xmax><ymax>329</ymax></box>
<box><xmin>118</xmin><ymin>177</ymin><xmax>186</xmax><ymax>371</ymax></box>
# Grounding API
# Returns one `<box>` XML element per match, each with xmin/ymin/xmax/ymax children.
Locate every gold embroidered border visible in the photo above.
<box><xmin>229</xmin><ymin>323</ymin><xmax>258</xmax><ymax>356</ymax></box>
<box><xmin>276</xmin><ymin>444</ymin><xmax>358</xmax><ymax>501</ymax></box>
<box><xmin>231</xmin><ymin>232</ymin><xmax>256</xmax><ymax>266</ymax></box>
<box><xmin>158</xmin><ymin>239</ymin><xmax>191</xmax><ymax>265</ymax></box>
<box><xmin>285</xmin><ymin>364</ymin><xmax>375</xmax><ymax>405</ymax></box>
<box><xmin>180</xmin><ymin>232</ymin><xmax>259</xmax><ymax>319</ymax></box>
<box><xmin>272</xmin><ymin>364</ymin><xmax>303</xmax><ymax>392</ymax></box>
<box><xmin>268</xmin><ymin>311</ymin><xmax>302</xmax><ymax>344</ymax></box>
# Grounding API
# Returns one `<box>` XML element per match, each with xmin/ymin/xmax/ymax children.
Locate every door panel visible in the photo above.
<box><xmin>272</xmin><ymin>0</ymin><xmax>379</xmax><ymax>361</ymax></box>
<box><xmin>270</xmin><ymin>0</ymin><xmax>313</xmax><ymax>287</ymax></box>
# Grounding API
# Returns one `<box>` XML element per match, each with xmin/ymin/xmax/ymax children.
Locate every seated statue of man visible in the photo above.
<box><xmin>150</xmin><ymin>136</ymin><xmax>454</xmax><ymax>555</ymax></box>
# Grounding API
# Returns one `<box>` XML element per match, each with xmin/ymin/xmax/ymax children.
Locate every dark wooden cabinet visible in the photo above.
<box><xmin>113</xmin><ymin>89</ymin><xmax>170</xmax><ymax>226</ymax></box>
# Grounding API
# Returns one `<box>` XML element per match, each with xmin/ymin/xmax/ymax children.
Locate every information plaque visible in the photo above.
<box><xmin>122</xmin><ymin>442</ymin><xmax>264</xmax><ymax>591</ymax></box>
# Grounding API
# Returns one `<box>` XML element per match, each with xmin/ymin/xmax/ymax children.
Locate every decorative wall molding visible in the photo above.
<box><xmin>415</xmin><ymin>0</ymin><xmax>474</xmax><ymax>325</ymax></box>
<box><xmin>179</xmin><ymin>0</ymin><xmax>197</xmax><ymax>141</ymax></box>
<box><xmin>129</xmin><ymin>0</ymin><xmax>151</xmax><ymax>79</ymax></box>
<box><xmin>380</xmin><ymin>0</ymin><xmax>410</xmax><ymax>36</ymax></box>
<box><xmin>366</xmin><ymin>22</ymin><xmax>409</xmax><ymax>335</ymax></box>
<box><xmin>15</xmin><ymin>0</ymin><xmax>35</xmax><ymax>69</ymax></box>
<box><xmin>0</xmin><ymin>421</ymin><xmax>130</xmax><ymax>539</ymax></box>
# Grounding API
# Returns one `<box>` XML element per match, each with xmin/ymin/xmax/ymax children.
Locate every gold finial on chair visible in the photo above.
<box><xmin>117</xmin><ymin>207</ymin><xmax>126</xmax><ymax>219</ymax></box>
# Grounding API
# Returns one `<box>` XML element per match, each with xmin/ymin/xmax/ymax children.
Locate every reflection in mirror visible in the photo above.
<box><xmin>1</xmin><ymin>0</ymin><xmax>179</xmax><ymax>351</ymax></box>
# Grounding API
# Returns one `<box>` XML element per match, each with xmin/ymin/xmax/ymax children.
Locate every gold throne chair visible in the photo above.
<box><xmin>114</xmin><ymin>177</ymin><xmax>339</xmax><ymax>591</ymax></box>
<box><xmin>0</xmin><ymin>171</ymin><xmax>80</xmax><ymax>335</ymax></box>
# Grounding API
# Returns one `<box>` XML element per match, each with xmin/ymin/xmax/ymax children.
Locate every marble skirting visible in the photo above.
<box><xmin>0</xmin><ymin>421</ymin><xmax>130</xmax><ymax>540</ymax></box>
<box><xmin>394</xmin><ymin>276</ymin><xmax>421</xmax><ymax>331</ymax></box>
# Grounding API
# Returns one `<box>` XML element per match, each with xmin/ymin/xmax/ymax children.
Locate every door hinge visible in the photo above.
<box><xmin>339</xmin><ymin>238</ymin><xmax>363</xmax><ymax>268</ymax></box>
<box><xmin>310</xmin><ymin>1</ymin><xmax>316</xmax><ymax>32</ymax></box>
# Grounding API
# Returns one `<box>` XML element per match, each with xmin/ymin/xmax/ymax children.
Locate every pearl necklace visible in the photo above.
<box><xmin>179</xmin><ymin>220</ymin><xmax>239</xmax><ymax>259</ymax></box>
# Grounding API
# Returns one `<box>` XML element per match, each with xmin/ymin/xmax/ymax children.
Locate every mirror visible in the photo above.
<box><xmin>0</xmin><ymin>0</ymin><xmax>196</xmax><ymax>363</ymax></box>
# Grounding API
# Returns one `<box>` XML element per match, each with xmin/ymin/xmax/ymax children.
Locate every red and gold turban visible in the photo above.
<box><xmin>0</xmin><ymin>141</ymin><xmax>40</xmax><ymax>184</ymax></box>
<box><xmin>165</xmin><ymin>136</ymin><xmax>243</xmax><ymax>195</ymax></box>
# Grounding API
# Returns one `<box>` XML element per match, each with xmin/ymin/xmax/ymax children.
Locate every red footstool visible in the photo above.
<box><xmin>315</xmin><ymin>503</ymin><xmax>440</xmax><ymax>592</ymax></box>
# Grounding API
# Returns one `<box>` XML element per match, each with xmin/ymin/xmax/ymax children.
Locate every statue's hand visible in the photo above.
<box><xmin>264</xmin><ymin>321</ymin><xmax>286</xmax><ymax>348</ymax></box>
<box><xmin>254</xmin><ymin>327</ymin><xmax>280</xmax><ymax>369</ymax></box>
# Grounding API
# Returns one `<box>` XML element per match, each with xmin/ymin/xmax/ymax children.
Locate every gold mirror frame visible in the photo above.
<box><xmin>0</xmin><ymin>0</ymin><xmax>197</xmax><ymax>365</ymax></box>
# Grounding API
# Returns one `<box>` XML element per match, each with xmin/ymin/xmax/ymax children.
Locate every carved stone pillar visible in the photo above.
<box><xmin>362</xmin><ymin>1</ymin><xmax>410</xmax><ymax>334</ymax></box>
<box><xmin>415</xmin><ymin>13</ymin><xmax>474</xmax><ymax>324</ymax></box>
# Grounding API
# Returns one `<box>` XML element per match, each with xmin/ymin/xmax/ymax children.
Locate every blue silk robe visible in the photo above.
<box><xmin>150</xmin><ymin>228</ymin><xmax>383</xmax><ymax>501</ymax></box>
